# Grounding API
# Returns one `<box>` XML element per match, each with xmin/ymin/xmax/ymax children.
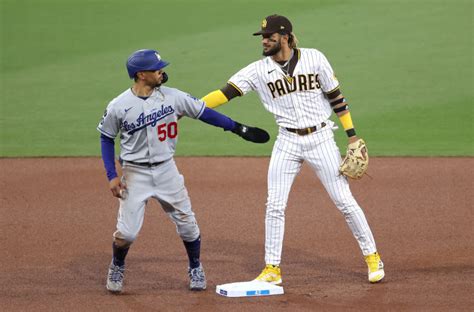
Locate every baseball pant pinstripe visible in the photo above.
<box><xmin>265</xmin><ymin>125</ymin><xmax>377</xmax><ymax>265</ymax></box>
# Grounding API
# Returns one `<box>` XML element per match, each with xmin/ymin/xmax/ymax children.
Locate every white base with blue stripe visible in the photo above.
<box><xmin>216</xmin><ymin>281</ymin><xmax>284</xmax><ymax>297</ymax></box>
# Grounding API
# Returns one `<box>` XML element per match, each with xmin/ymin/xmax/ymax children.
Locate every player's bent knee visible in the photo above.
<box><xmin>266</xmin><ymin>202</ymin><xmax>286</xmax><ymax>216</ymax></box>
<box><xmin>177</xmin><ymin>224</ymin><xmax>200</xmax><ymax>242</ymax></box>
<box><xmin>334</xmin><ymin>199</ymin><xmax>362</xmax><ymax>215</ymax></box>
<box><xmin>114</xmin><ymin>238</ymin><xmax>133</xmax><ymax>248</ymax></box>
<box><xmin>113</xmin><ymin>230</ymin><xmax>135</xmax><ymax>247</ymax></box>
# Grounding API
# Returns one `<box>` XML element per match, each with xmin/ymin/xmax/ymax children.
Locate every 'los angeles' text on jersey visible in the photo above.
<box><xmin>123</xmin><ymin>104</ymin><xmax>175</xmax><ymax>135</ymax></box>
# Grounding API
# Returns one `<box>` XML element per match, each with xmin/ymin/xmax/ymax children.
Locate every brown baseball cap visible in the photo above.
<box><xmin>253</xmin><ymin>14</ymin><xmax>293</xmax><ymax>36</ymax></box>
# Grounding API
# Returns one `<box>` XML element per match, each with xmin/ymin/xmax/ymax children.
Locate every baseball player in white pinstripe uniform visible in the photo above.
<box><xmin>201</xmin><ymin>15</ymin><xmax>385</xmax><ymax>284</ymax></box>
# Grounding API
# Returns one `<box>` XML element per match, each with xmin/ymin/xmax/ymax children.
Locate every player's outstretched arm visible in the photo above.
<box><xmin>201</xmin><ymin>84</ymin><xmax>241</xmax><ymax>108</ymax></box>
<box><xmin>198</xmin><ymin>107</ymin><xmax>270</xmax><ymax>144</ymax></box>
<box><xmin>201</xmin><ymin>90</ymin><xmax>228</xmax><ymax>109</ymax></box>
<box><xmin>231</xmin><ymin>121</ymin><xmax>270</xmax><ymax>144</ymax></box>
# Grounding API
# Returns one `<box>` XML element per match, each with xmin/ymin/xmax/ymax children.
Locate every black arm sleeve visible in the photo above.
<box><xmin>220</xmin><ymin>83</ymin><xmax>241</xmax><ymax>100</ymax></box>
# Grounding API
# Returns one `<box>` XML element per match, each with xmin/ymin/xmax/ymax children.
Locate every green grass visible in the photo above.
<box><xmin>1</xmin><ymin>0</ymin><xmax>472</xmax><ymax>156</ymax></box>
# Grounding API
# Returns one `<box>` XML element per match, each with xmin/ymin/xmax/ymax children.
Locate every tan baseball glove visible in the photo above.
<box><xmin>339</xmin><ymin>138</ymin><xmax>369</xmax><ymax>179</ymax></box>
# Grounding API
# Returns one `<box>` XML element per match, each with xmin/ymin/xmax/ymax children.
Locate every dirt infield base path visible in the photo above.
<box><xmin>1</xmin><ymin>157</ymin><xmax>472</xmax><ymax>311</ymax></box>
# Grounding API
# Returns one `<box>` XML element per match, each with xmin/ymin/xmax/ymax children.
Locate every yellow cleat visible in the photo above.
<box><xmin>365</xmin><ymin>252</ymin><xmax>385</xmax><ymax>283</ymax></box>
<box><xmin>254</xmin><ymin>264</ymin><xmax>282</xmax><ymax>285</ymax></box>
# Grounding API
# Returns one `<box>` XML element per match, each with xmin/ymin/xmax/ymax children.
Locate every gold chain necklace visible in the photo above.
<box><xmin>276</xmin><ymin>50</ymin><xmax>294</xmax><ymax>83</ymax></box>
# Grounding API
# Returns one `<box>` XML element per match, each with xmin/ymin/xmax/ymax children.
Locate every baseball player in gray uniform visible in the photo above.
<box><xmin>202</xmin><ymin>15</ymin><xmax>384</xmax><ymax>284</ymax></box>
<box><xmin>98</xmin><ymin>49</ymin><xmax>269</xmax><ymax>294</ymax></box>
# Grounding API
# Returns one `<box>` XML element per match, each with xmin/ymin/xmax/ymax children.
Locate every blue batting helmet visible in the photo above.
<box><xmin>126</xmin><ymin>49</ymin><xmax>169</xmax><ymax>79</ymax></box>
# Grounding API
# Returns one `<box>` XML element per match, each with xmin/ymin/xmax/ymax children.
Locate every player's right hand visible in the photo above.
<box><xmin>109</xmin><ymin>177</ymin><xmax>127</xmax><ymax>199</ymax></box>
<box><xmin>231</xmin><ymin>121</ymin><xmax>270</xmax><ymax>144</ymax></box>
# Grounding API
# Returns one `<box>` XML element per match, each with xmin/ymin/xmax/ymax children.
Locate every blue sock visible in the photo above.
<box><xmin>112</xmin><ymin>242</ymin><xmax>129</xmax><ymax>267</ymax></box>
<box><xmin>183</xmin><ymin>236</ymin><xmax>201</xmax><ymax>269</ymax></box>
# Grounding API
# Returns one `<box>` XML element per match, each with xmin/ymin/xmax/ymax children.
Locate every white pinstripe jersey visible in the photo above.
<box><xmin>228</xmin><ymin>48</ymin><xmax>339</xmax><ymax>128</ymax></box>
<box><xmin>97</xmin><ymin>86</ymin><xmax>205</xmax><ymax>163</ymax></box>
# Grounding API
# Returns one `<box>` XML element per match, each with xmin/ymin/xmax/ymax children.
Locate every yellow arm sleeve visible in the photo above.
<box><xmin>201</xmin><ymin>90</ymin><xmax>229</xmax><ymax>109</ymax></box>
<box><xmin>338</xmin><ymin>111</ymin><xmax>354</xmax><ymax>131</ymax></box>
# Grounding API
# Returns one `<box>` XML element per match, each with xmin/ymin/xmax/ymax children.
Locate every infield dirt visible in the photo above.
<box><xmin>1</xmin><ymin>157</ymin><xmax>472</xmax><ymax>311</ymax></box>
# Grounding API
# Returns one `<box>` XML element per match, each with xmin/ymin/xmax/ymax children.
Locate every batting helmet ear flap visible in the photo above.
<box><xmin>162</xmin><ymin>72</ymin><xmax>168</xmax><ymax>84</ymax></box>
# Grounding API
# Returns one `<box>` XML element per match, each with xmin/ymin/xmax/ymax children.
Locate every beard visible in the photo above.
<box><xmin>262</xmin><ymin>41</ymin><xmax>282</xmax><ymax>56</ymax></box>
<box><xmin>150</xmin><ymin>72</ymin><xmax>168</xmax><ymax>88</ymax></box>
<box><xmin>149</xmin><ymin>82</ymin><xmax>161</xmax><ymax>88</ymax></box>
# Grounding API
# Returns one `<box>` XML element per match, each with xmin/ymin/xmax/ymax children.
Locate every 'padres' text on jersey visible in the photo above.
<box><xmin>267</xmin><ymin>73</ymin><xmax>321</xmax><ymax>99</ymax></box>
<box><xmin>97</xmin><ymin>86</ymin><xmax>205</xmax><ymax>163</ymax></box>
<box><xmin>228</xmin><ymin>48</ymin><xmax>339</xmax><ymax>129</ymax></box>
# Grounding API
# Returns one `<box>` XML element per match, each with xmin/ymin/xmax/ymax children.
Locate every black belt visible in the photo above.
<box><xmin>126</xmin><ymin>160</ymin><xmax>165</xmax><ymax>167</ymax></box>
<box><xmin>286</xmin><ymin>122</ymin><xmax>326</xmax><ymax>136</ymax></box>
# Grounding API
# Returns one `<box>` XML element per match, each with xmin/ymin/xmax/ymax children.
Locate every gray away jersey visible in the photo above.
<box><xmin>228</xmin><ymin>48</ymin><xmax>340</xmax><ymax>128</ymax></box>
<box><xmin>97</xmin><ymin>86</ymin><xmax>205</xmax><ymax>163</ymax></box>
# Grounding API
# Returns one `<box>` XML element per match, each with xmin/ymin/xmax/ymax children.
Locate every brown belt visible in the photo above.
<box><xmin>286</xmin><ymin>122</ymin><xmax>326</xmax><ymax>136</ymax></box>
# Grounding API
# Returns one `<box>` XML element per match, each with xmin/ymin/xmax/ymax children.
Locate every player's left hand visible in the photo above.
<box><xmin>231</xmin><ymin>121</ymin><xmax>270</xmax><ymax>144</ymax></box>
<box><xmin>109</xmin><ymin>177</ymin><xmax>127</xmax><ymax>199</ymax></box>
<box><xmin>339</xmin><ymin>137</ymin><xmax>369</xmax><ymax>179</ymax></box>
